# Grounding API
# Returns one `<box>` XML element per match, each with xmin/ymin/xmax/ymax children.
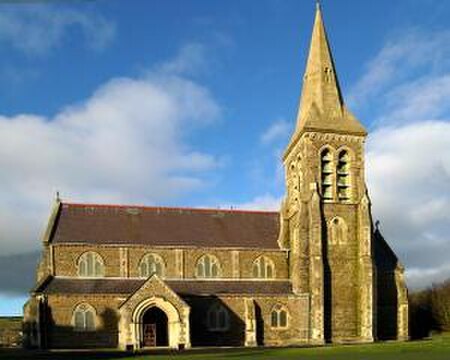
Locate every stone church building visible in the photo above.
<box><xmin>24</xmin><ymin>5</ymin><xmax>409</xmax><ymax>350</ymax></box>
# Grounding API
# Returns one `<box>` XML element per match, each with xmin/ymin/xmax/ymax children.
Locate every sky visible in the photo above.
<box><xmin>0</xmin><ymin>0</ymin><xmax>450</xmax><ymax>315</ymax></box>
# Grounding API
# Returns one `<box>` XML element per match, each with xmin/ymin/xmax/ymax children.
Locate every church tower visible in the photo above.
<box><xmin>279</xmin><ymin>4</ymin><xmax>375</xmax><ymax>343</ymax></box>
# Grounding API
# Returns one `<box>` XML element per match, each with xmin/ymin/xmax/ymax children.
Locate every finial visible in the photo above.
<box><xmin>56</xmin><ymin>191</ymin><xmax>60</xmax><ymax>202</ymax></box>
<box><xmin>316</xmin><ymin>0</ymin><xmax>321</xmax><ymax>10</ymax></box>
<box><xmin>375</xmin><ymin>220</ymin><xmax>381</xmax><ymax>231</ymax></box>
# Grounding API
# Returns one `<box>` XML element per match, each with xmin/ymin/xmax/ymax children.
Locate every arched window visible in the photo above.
<box><xmin>139</xmin><ymin>253</ymin><xmax>165</xmax><ymax>278</ymax></box>
<box><xmin>207</xmin><ymin>304</ymin><xmax>229</xmax><ymax>331</ymax></box>
<box><xmin>271</xmin><ymin>305</ymin><xmax>288</xmax><ymax>329</ymax></box>
<box><xmin>73</xmin><ymin>303</ymin><xmax>96</xmax><ymax>332</ymax></box>
<box><xmin>329</xmin><ymin>217</ymin><xmax>348</xmax><ymax>245</ymax></box>
<box><xmin>77</xmin><ymin>252</ymin><xmax>104</xmax><ymax>277</ymax></box>
<box><xmin>252</xmin><ymin>256</ymin><xmax>275</xmax><ymax>279</ymax></box>
<box><xmin>337</xmin><ymin>150</ymin><xmax>351</xmax><ymax>202</ymax></box>
<box><xmin>196</xmin><ymin>254</ymin><xmax>221</xmax><ymax>278</ymax></box>
<box><xmin>321</xmin><ymin>148</ymin><xmax>333</xmax><ymax>201</ymax></box>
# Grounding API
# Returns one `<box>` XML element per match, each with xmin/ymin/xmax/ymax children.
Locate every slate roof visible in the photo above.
<box><xmin>36</xmin><ymin>277</ymin><xmax>293</xmax><ymax>296</ymax></box>
<box><xmin>51</xmin><ymin>203</ymin><xmax>281</xmax><ymax>249</ymax></box>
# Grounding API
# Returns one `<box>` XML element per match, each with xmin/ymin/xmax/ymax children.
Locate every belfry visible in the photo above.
<box><xmin>279</xmin><ymin>3</ymin><xmax>408</xmax><ymax>342</ymax></box>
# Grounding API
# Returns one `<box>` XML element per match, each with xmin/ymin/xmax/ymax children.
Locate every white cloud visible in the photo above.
<box><xmin>260</xmin><ymin>119</ymin><xmax>291</xmax><ymax>145</ymax></box>
<box><xmin>348</xmin><ymin>29</ymin><xmax>450</xmax><ymax>116</ymax></box>
<box><xmin>157</xmin><ymin>43</ymin><xmax>208</xmax><ymax>76</ymax></box>
<box><xmin>347</xmin><ymin>27</ymin><xmax>450</xmax><ymax>288</ymax></box>
<box><xmin>407</xmin><ymin>264</ymin><xmax>450</xmax><ymax>288</ymax></box>
<box><xmin>367</xmin><ymin>121</ymin><xmax>450</xmax><ymax>289</ymax></box>
<box><xmin>0</xmin><ymin>50</ymin><xmax>220</xmax><ymax>256</ymax></box>
<box><xmin>0</xmin><ymin>5</ymin><xmax>115</xmax><ymax>55</ymax></box>
<box><xmin>380</xmin><ymin>75</ymin><xmax>450</xmax><ymax>124</ymax></box>
<box><xmin>230</xmin><ymin>194</ymin><xmax>282</xmax><ymax>211</ymax></box>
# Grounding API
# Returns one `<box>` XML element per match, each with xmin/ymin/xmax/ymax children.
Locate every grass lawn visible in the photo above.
<box><xmin>0</xmin><ymin>317</ymin><xmax>22</xmax><ymax>330</ymax></box>
<box><xmin>0</xmin><ymin>316</ymin><xmax>22</xmax><ymax>347</ymax></box>
<box><xmin>1</xmin><ymin>333</ymin><xmax>449</xmax><ymax>360</ymax></box>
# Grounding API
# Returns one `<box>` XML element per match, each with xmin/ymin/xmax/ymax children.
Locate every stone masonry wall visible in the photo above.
<box><xmin>187</xmin><ymin>295</ymin><xmax>309</xmax><ymax>347</ymax></box>
<box><xmin>45</xmin><ymin>294</ymin><xmax>123</xmax><ymax>349</ymax></box>
<box><xmin>283</xmin><ymin>132</ymin><xmax>372</xmax><ymax>343</ymax></box>
<box><xmin>323</xmin><ymin>203</ymin><xmax>360</xmax><ymax>341</ymax></box>
<box><xmin>43</xmin><ymin>293</ymin><xmax>309</xmax><ymax>349</ymax></box>
<box><xmin>52</xmin><ymin>245</ymin><xmax>289</xmax><ymax>280</ymax></box>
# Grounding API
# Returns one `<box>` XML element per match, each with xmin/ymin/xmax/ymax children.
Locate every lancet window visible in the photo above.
<box><xmin>320</xmin><ymin>148</ymin><xmax>333</xmax><ymax>200</ymax></box>
<box><xmin>337</xmin><ymin>150</ymin><xmax>351</xmax><ymax>202</ymax></box>
<box><xmin>329</xmin><ymin>217</ymin><xmax>348</xmax><ymax>245</ymax></box>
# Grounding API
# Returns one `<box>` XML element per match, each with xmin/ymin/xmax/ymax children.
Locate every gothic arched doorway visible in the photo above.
<box><xmin>142</xmin><ymin>307</ymin><xmax>169</xmax><ymax>347</ymax></box>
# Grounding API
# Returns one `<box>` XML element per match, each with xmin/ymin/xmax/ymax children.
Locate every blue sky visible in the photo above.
<box><xmin>0</xmin><ymin>0</ymin><xmax>450</xmax><ymax>315</ymax></box>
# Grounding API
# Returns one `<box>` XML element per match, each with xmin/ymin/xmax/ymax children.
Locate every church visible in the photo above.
<box><xmin>23</xmin><ymin>4</ymin><xmax>409</xmax><ymax>350</ymax></box>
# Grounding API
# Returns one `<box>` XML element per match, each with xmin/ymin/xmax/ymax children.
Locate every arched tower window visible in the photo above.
<box><xmin>77</xmin><ymin>252</ymin><xmax>104</xmax><ymax>277</ymax></box>
<box><xmin>321</xmin><ymin>148</ymin><xmax>333</xmax><ymax>201</ymax></box>
<box><xmin>252</xmin><ymin>256</ymin><xmax>275</xmax><ymax>279</ymax></box>
<box><xmin>73</xmin><ymin>303</ymin><xmax>96</xmax><ymax>332</ymax></box>
<box><xmin>196</xmin><ymin>254</ymin><xmax>221</xmax><ymax>278</ymax></box>
<box><xmin>270</xmin><ymin>305</ymin><xmax>289</xmax><ymax>329</ymax></box>
<box><xmin>337</xmin><ymin>150</ymin><xmax>351</xmax><ymax>202</ymax></box>
<box><xmin>207</xmin><ymin>304</ymin><xmax>229</xmax><ymax>331</ymax></box>
<box><xmin>329</xmin><ymin>217</ymin><xmax>348</xmax><ymax>245</ymax></box>
<box><xmin>139</xmin><ymin>253</ymin><xmax>165</xmax><ymax>278</ymax></box>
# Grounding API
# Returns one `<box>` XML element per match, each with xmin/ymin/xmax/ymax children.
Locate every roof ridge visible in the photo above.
<box><xmin>63</xmin><ymin>202</ymin><xmax>278</xmax><ymax>215</ymax></box>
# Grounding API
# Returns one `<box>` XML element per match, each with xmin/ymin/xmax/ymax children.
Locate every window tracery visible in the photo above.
<box><xmin>77</xmin><ymin>252</ymin><xmax>104</xmax><ymax>277</ymax></box>
<box><xmin>252</xmin><ymin>256</ymin><xmax>275</xmax><ymax>279</ymax></box>
<box><xmin>196</xmin><ymin>254</ymin><xmax>221</xmax><ymax>278</ymax></box>
<box><xmin>139</xmin><ymin>253</ymin><xmax>165</xmax><ymax>278</ymax></box>
<box><xmin>271</xmin><ymin>305</ymin><xmax>288</xmax><ymax>329</ymax></box>
<box><xmin>73</xmin><ymin>303</ymin><xmax>96</xmax><ymax>332</ymax></box>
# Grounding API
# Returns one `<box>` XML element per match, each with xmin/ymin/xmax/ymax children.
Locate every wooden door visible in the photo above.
<box><xmin>143</xmin><ymin>324</ymin><xmax>156</xmax><ymax>347</ymax></box>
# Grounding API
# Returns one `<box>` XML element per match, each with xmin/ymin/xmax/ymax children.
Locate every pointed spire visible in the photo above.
<box><xmin>290</xmin><ymin>4</ymin><xmax>366</xmax><ymax>142</ymax></box>
<box><xmin>298</xmin><ymin>4</ymin><xmax>343</xmax><ymax>123</ymax></box>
